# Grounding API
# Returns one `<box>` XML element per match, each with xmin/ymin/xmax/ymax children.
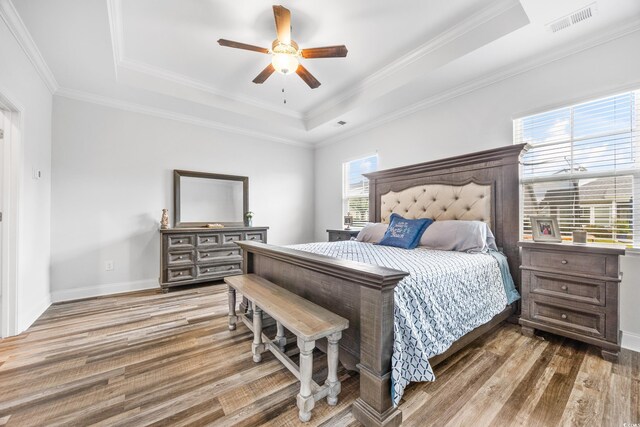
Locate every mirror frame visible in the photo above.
<box><xmin>173</xmin><ymin>170</ymin><xmax>249</xmax><ymax>228</ymax></box>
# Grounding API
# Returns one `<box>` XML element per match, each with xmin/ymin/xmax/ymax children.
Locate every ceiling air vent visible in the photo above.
<box><xmin>547</xmin><ymin>3</ymin><xmax>597</xmax><ymax>33</ymax></box>
<box><xmin>337</xmin><ymin>120</ymin><xmax>347</xmax><ymax>126</ymax></box>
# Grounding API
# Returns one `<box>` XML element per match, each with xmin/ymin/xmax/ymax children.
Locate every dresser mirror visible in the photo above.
<box><xmin>174</xmin><ymin>170</ymin><xmax>248</xmax><ymax>228</ymax></box>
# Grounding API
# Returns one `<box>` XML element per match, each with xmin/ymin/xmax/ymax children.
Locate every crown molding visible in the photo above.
<box><xmin>304</xmin><ymin>0</ymin><xmax>523</xmax><ymax>123</ymax></box>
<box><xmin>55</xmin><ymin>88</ymin><xmax>311</xmax><ymax>149</ymax></box>
<box><xmin>118</xmin><ymin>58</ymin><xmax>303</xmax><ymax>120</ymax></box>
<box><xmin>315</xmin><ymin>18</ymin><xmax>640</xmax><ymax>148</ymax></box>
<box><xmin>0</xmin><ymin>0</ymin><xmax>59</xmax><ymax>94</ymax></box>
<box><xmin>105</xmin><ymin>0</ymin><xmax>302</xmax><ymax>122</ymax></box>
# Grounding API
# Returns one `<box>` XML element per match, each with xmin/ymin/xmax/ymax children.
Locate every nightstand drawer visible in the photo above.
<box><xmin>530</xmin><ymin>298</ymin><xmax>605</xmax><ymax>339</ymax></box>
<box><xmin>528</xmin><ymin>271</ymin><xmax>606</xmax><ymax>306</ymax></box>
<box><xmin>528</xmin><ymin>249</ymin><xmax>607</xmax><ymax>276</ymax></box>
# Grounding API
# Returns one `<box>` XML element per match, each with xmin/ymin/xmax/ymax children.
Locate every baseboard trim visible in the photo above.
<box><xmin>19</xmin><ymin>294</ymin><xmax>51</xmax><ymax>333</ymax></box>
<box><xmin>621</xmin><ymin>330</ymin><xmax>640</xmax><ymax>353</ymax></box>
<box><xmin>51</xmin><ymin>279</ymin><xmax>158</xmax><ymax>303</ymax></box>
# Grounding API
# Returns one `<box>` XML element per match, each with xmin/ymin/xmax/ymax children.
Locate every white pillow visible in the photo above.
<box><xmin>356</xmin><ymin>223</ymin><xmax>389</xmax><ymax>243</ymax></box>
<box><xmin>419</xmin><ymin>220</ymin><xmax>498</xmax><ymax>253</ymax></box>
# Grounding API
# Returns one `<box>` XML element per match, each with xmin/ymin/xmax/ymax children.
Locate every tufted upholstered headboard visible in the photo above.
<box><xmin>380</xmin><ymin>181</ymin><xmax>494</xmax><ymax>229</ymax></box>
<box><xmin>365</xmin><ymin>144</ymin><xmax>529</xmax><ymax>290</ymax></box>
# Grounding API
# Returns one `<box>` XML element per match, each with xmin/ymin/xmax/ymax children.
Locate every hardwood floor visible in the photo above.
<box><xmin>0</xmin><ymin>285</ymin><xmax>638</xmax><ymax>426</ymax></box>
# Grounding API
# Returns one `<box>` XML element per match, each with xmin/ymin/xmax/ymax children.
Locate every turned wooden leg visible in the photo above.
<box><xmin>521</xmin><ymin>325</ymin><xmax>535</xmax><ymax>338</ymax></box>
<box><xmin>252</xmin><ymin>305</ymin><xmax>264</xmax><ymax>363</ymax></box>
<box><xmin>227</xmin><ymin>286</ymin><xmax>237</xmax><ymax>331</ymax></box>
<box><xmin>297</xmin><ymin>338</ymin><xmax>315</xmax><ymax>422</ymax></box>
<box><xmin>275</xmin><ymin>321</ymin><xmax>286</xmax><ymax>352</ymax></box>
<box><xmin>326</xmin><ymin>331</ymin><xmax>341</xmax><ymax>406</ymax></box>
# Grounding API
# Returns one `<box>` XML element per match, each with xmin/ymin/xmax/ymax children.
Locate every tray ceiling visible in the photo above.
<box><xmin>10</xmin><ymin>0</ymin><xmax>640</xmax><ymax>145</ymax></box>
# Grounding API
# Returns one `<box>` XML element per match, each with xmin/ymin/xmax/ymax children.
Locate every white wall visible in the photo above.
<box><xmin>51</xmin><ymin>96</ymin><xmax>314</xmax><ymax>301</ymax></box>
<box><xmin>0</xmin><ymin>18</ymin><xmax>53</xmax><ymax>332</ymax></box>
<box><xmin>314</xmin><ymin>30</ymin><xmax>640</xmax><ymax>350</ymax></box>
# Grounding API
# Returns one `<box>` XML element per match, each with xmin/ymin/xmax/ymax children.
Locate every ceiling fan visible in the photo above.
<box><xmin>218</xmin><ymin>5</ymin><xmax>348</xmax><ymax>89</ymax></box>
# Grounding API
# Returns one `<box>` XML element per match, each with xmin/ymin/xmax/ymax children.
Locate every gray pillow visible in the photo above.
<box><xmin>418</xmin><ymin>220</ymin><xmax>498</xmax><ymax>253</ymax></box>
<box><xmin>356</xmin><ymin>223</ymin><xmax>389</xmax><ymax>243</ymax></box>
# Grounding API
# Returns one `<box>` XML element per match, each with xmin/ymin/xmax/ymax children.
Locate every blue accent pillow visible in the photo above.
<box><xmin>378</xmin><ymin>214</ymin><xmax>433</xmax><ymax>249</ymax></box>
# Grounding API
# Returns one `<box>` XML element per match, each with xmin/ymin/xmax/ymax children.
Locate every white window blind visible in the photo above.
<box><xmin>343</xmin><ymin>155</ymin><xmax>378</xmax><ymax>227</ymax></box>
<box><xmin>515</xmin><ymin>90</ymin><xmax>640</xmax><ymax>247</ymax></box>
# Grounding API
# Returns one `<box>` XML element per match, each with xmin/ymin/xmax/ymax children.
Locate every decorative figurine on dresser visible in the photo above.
<box><xmin>159</xmin><ymin>170</ymin><xmax>268</xmax><ymax>293</ymax></box>
<box><xmin>519</xmin><ymin>241</ymin><xmax>625</xmax><ymax>361</ymax></box>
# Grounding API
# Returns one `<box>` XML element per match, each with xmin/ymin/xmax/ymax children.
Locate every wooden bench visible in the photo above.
<box><xmin>225</xmin><ymin>274</ymin><xmax>349</xmax><ymax>423</ymax></box>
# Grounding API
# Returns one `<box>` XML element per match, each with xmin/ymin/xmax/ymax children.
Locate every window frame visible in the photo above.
<box><xmin>342</xmin><ymin>154</ymin><xmax>378</xmax><ymax>228</ymax></box>
<box><xmin>514</xmin><ymin>90</ymin><xmax>639</xmax><ymax>248</ymax></box>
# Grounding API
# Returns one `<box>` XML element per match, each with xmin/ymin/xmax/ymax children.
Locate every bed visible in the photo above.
<box><xmin>236</xmin><ymin>144</ymin><xmax>529</xmax><ymax>426</ymax></box>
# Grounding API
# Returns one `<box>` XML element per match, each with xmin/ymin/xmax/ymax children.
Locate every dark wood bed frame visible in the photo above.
<box><xmin>236</xmin><ymin>144</ymin><xmax>529</xmax><ymax>426</ymax></box>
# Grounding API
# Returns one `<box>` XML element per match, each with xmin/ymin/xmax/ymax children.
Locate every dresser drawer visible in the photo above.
<box><xmin>221</xmin><ymin>232</ymin><xmax>243</xmax><ymax>245</ymax></box>
<box><xmin>197</xmin><ymin>247</ymin><xmax>242</xmax><ymax>263</ymax></box>
<box><xmin>530</xmin><ymin>298</ymin><xmax>605</xmax><ymax>339</ymax></box>
<box><xmin>197</xmin><ymin>234</ymin><xmax>221</xmax><ymax>246</ymax></box>
<box><xmin>528</xmin><ymin>249</ymin><xmax>607</xmax><ymax>276</ymax></box>
<box><xmin>167</xmin><ymin>250</ymin><xmax>195</xmax><ymax>266</ymax></box>
<box><xmin>528</xmin><ymin>271</ymin><xmax>606</xmax><ymax>306</ymax></box>
<box><xmin>166</xmin><ymin>266</ymin><xmax>195</xmax><ymax>282</ymax></box>
<box><xmin>244</xmin><ymin>231</ymin><xmax>265</xmax><ymax>243</ymax></box>
<box><xmin>167</xmin><ymin>234</ymin><xmax>196</xmax><ymax>249</ymax></box>
<box><xmin>197</xmin><ymin>263</ymin><xmax>242</xmax><ymax>278</ymax></box>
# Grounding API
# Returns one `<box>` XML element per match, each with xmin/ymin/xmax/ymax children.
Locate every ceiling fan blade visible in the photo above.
<box><xmin>296</xmin><ymin>64</ymin><xmax>321</xmax><ymax>89</ymax></box>
<box><xmin>273</xmin><ymin>5</ymin><xmax>291</xmax><ymax>45</ymax></box>
<box><xmin>218</xmin><ymin>39</ymin><xmax>269</xmax><ymax>54</ymax></box>
<box><xmin>252</xmin><ymin>64</ymin><xmax>276</xmax><ymax>84</ymax></box>
<box><xmin>300</xmin><ymin>45</ymin><xmax>348</xmax><ymax>59</ymax></box>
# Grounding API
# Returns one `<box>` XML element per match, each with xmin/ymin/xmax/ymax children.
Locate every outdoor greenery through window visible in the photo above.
<box><xmin>515</xmin><ymin>90</ymin><xmax>639</xmax><ymax>247</ymax></box>
<box><xmin>343</xmin><ymin>155</ymin><xmax>378</xmax><ymax>227</ymax></box>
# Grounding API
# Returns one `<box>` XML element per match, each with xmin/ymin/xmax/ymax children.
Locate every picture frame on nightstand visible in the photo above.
<box><xmin>530</xmin><ymin>216</ymin><xmax>562</xmax><ymax>242</ymax></box>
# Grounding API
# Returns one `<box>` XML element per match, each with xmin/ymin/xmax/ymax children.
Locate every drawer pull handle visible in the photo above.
<box><xmin>561</xmin><ymin>314</ymin><xmax>567</xmax><ymax>319</ymax></box>
<box><xmin>204</xmin><ymin>269</ymin><xmax>209</xmax><ymax>273</ymax></box>
<box><xmin>561</xmin><ymin>259</ymin><xmax>568</xmax><ymax>264</ymax></box>
<box><xmin>203</xmin><ymin>254</ymin><xmax>209</xmax><ymax>257</ymax></box>
<box><xmin>561</xmin><ymin>285</ymin><xmax>568</xmax><ymax>291</ymax></box>
<box><xmin>203</xmin><ymin>239</ymin><xmax>209</xmax><ymax>242</ymax></box>
<box><xmin>178</xmin><ymin>272</ymin><xmax>183</xmax><ymax>276</ymax></box>
<box><xmin>177</xmin><ymin>256</ymin><xmax>183</xmax><ymax>260</ymax></box>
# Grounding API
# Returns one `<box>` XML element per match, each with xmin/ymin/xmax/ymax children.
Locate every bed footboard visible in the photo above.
<box><xmin>236</xmin><ymin>241</ymin><xmax>409</xmax><ymax>427</ymax></box>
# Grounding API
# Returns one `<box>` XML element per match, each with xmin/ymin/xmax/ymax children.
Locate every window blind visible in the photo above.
<box><xmin>515</xmin><ymin>90</ymin><xmax>639</xmax><ymax>247</ymax></box>
<box><xmin>343</xmin><ymin>155</ymin><xmax>378</xmax><ymax>227</ymax></box>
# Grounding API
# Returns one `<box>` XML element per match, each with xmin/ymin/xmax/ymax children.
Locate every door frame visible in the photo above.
<box><xmin>0</xmin><ymin>88</ymin><xmax>22</xmax><ymax>338</ymax></box>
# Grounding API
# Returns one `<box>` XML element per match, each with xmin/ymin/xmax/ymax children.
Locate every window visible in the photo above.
<box><xmin>515</xmin><ymin>90</ymin><xmax>639</xmax><ymax>247</ymax></box>
<box><xmin>343</xmin><ymin>155</ymin><xmax>378</xmax><ymax>227</ymax></box>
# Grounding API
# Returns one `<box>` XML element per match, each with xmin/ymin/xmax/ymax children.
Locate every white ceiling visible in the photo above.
<box><xmin>9</xmin><ymin>0</ymin><xmax>640</xmax><ymax>146</ymax></box>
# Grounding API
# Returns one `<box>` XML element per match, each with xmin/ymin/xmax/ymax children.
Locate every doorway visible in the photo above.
<box><xmin>0</xmin><ymin>93</ymin><xmax>20</xmax><ymax>338</ymax></box>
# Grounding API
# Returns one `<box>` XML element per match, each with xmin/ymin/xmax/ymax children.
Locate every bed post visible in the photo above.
<box><xmin>352</xmin><ymin>283</ymin><xmax>401</xmax><ymax>427</ymax></box>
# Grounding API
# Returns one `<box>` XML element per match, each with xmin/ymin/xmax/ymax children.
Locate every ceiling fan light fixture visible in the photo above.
<box><xmin>272</xmin><ymin>52</ymin><xmax>299</xmax><ymax>75</ymax></box>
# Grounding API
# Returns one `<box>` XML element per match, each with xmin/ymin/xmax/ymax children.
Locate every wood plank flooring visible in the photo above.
<box><xmin>0</xmin><ymin>285</ymin><xmax>638</xmax><ymax>426</ymax></box>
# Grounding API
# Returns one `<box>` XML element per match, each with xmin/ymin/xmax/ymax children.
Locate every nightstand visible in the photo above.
<box><xmin>327</xmin><ymin>229</ymin><xmax>360</xmax><ymax>242</ymax></box>
<box><xmin>518</xmin><ymin>241</ymin><xmax>625</xmax><ymax>361</ymax></box>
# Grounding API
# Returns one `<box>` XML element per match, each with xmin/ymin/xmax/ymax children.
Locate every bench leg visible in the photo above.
<box><xmin>326</xmin><ymin>331</ymin><xmax>342</xmax><ymax>406</ymax></box>
<box><xmin>275</xmin><ymin>322</ymin><xmax>286</xmax><ymax>352</ymax></box>
<box><xmin>227</xmin><ymin>286</ymin><xmax>237</xmax><ymax>331</ymax></box>
<box><xmin>252</xmin><ymin>306</ymin><xmax>264</xmax><ymax>363</ymax></box>
<box><xmin>297</xmin><ymin>338</ymin><xmax>315</xmax><ymax>422</ymax></box>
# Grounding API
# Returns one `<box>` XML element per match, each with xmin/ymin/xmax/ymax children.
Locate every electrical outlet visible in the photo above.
<box><xmin>105</xmin><ymin>260</ymin><xmax>114</xmax><ymax>271</ymax></box>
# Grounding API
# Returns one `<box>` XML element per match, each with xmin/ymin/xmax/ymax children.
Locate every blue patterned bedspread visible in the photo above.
<box><xmin>288</xmin><ymin>240</ymin><xmax>515</xmax><ymax>406</ymax></box>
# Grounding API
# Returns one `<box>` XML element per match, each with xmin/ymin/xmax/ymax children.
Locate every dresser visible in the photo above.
<box><xmin>159</xmin><ymin>227</ymin><xmax>268</xmax><ymax>292</ymax></box>
<box><xmin>327</xmin><ymin>228</ymin><xmax>360</xmax><ymax>242</ymax></box>
<box><xmin>518</xmin><ymin>241</ymin><xmax>625</xmax><ymax>361</ymax></box>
